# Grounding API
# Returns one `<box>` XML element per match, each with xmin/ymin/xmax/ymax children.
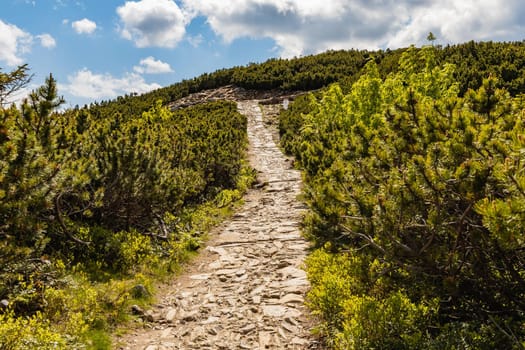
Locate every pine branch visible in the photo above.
<box><xmin>54</xmin><ymin>194</ymin><xmax>90</xmax><ymax>246</ymax></box>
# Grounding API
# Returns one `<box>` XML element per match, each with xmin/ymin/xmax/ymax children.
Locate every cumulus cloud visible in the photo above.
<box><xmin>181</xmin><ymin>0</ymin><xmax>525</xmax><ymax>57</ymax></box>
<box><xmin>61</xmin><ymin>68</ymin><xmax>161</xmax><ymax>99</ymax></box>
<box><xmin>0</xmin><ymin>19</ymin><xmax>32</xmax><ymax>66</ymax></box>
<box><xmin>133</xmin><ymin>56</ymin><xmax>173</xmax><ymax>74</ymax></box>
<box><xmin>37</xmin><ymin>33</ymin><xmax>57</xmax><ymax>48</ymax></box>
<box><xmin>72</xmin><ymin>18</ymin><xmax>97</xmax><ymax>34</ymax></box>
<box><xmin>117</xmin><ymin>0</ymin><xmax>187</xmax><ymax>48</ymax></box>
<box><xmin>386</xmin><ymin>0</ymin><xmax>524</xmax><ymax>48</ymax></box>
<box><xmin>181</xmin><ymin>0</ymin><xmax>407</xmax><ymax>57</ymax></box>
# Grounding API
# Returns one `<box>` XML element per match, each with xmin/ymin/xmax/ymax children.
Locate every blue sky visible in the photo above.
<box><xmin>1</xmin><ymin>0</ymin><xmax>524</xmax><ymax>108</ymax></box>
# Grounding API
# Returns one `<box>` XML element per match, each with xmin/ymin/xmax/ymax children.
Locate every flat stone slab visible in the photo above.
<box><xmin>262</xmin><ymin>305</ymin><xmax>302</xmax><ymax>318</ymax></box>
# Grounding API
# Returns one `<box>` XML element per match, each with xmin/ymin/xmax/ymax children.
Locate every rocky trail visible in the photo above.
<box><xmin>116</xmin><ymin>98</ymin><xmax>321</xmax><ymax>349</ymax></box>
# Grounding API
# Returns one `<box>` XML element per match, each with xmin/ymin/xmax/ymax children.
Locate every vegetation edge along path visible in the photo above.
<box><xmin>116</xmin><ymin>100</ymin><xmax>321</xmax><ymax>349</ymax></box>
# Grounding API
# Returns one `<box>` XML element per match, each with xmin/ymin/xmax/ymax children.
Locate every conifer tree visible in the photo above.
<box><xmin>0</xmin><ymin>64</ymin><xmax>32</xmax><ymax>107</ymax></box>
<box><xmin>294</xmin><ymin>46</ymin><xmax>525</xmax><ymax>348</ymax></box>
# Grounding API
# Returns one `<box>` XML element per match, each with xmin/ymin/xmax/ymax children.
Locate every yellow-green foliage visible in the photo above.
<box><xmin>215</xmin><ymin>189</ymin><xmax>242</xmax><ymax>208</ymax></box>
<box><xmin>0</xmin><ymin>270</ymin><xmax>145</xmax><ymax>349</ymax></box>
<box><xmin>113</xmin><ymin>230</ymin><xmax>153</xmax><ymax>272</ymax></box>
<box><xmin>285</xmin><ymin>46</ymin><xmax>525</xmax><ymax>348</ymax></box>
<box><xmin>306</xmin><ymin>248</ymin><xmax>367</xmax><ymax>325</ymax></box>
<box><xmin>337</xmin><ymin>293</ymin><xmax>436</xmax><ymax>350</ymax></box>
<box><xmin>235</xmin><ymin>161</ymin><xmax>257</xmax><ymax>193</ymax></box>
<box><xmin>0</xmin><ymin>311</ymin><xmax>67</xmax><ymax>349</ymax></box>
<box><xmin>44</xmin><ymin>279</ymin><xmax>98</xmax><ymax>326</ymax></box>
<box><xmin>306</xmin><ymin>249</ymin><xmax>437</xmax><ymax>349</ymax></box>
<box><xmin>0</xmin><ymin>73</ymin><xmax>250</xmax><ymax>348</ymax></box>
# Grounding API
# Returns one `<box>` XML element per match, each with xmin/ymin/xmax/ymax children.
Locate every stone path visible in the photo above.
<box><xmin>117</xmin><ymin>100</ymin><xmax>320</xmax><ymax>349</ymax></box>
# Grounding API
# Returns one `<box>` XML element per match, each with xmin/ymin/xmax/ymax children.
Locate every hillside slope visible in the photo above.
<box><xmin>2</xmin><ymin>40</ymin><xmax>525</xmax><ymax>349</ymax></box>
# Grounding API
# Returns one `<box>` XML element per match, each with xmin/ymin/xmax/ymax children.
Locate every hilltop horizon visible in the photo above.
<box><xmin>1</xmin><ymin>0</ymin><xmax>524</xmax><ymax>107</ymax></box>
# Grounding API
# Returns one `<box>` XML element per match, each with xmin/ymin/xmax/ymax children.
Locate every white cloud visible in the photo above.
<box><xmin>0</xmin><ymin>19</ymin><xmax>32</xmax><ymax>66</ymax></box>
<box><xmin>133</xmin><ymin>56</ymin><xmax>173</xmax><ymax>74</ymax></box>
<box><xmin>117</xmin><ymin>0</ymin><xmax>187</xmax><ymax>48</ymax></box>
<box><xmin>187</xmin><ymin>34</ymin><xmax>203</xmax><ymax>48</ymax></box>
<box><xmin>386</xmin><ymin>0</ymin><xmax>524</xmax><ymax>48</ymax></box>
<box><xmin>181</xmin><ymin>0</ymin><xmax>525</xmax><ymax>57</ymax></box>
<box><xmin>54</xmin><ymin>0</ymin><xmax>86</xmax><ymax>10</ymax></box>
<box><xmin>60</xmin><ymin>68</ymin><xmax>161</xmax><ymax>99</ymax></box>
<box><xmin>7</xmin><ymin>84</ymin><xmax>35</xmax><ymax>107</ymax></box>
<box><xmin>72</xmin><ymin>18</ymin><xmax>97</xmax><ymax>35</ymax></box>
<box><xmin>37</xmin><ymin>33</ymin><xmax>57</xmax><ymax>49</ymax></box>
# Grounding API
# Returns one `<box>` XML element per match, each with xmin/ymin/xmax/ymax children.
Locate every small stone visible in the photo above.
<box><xmin>258</xmin><ymin>331</ymin><xmax>272</xmax><ymax>348</ymax></box>
<box><xmin>215</xmin><ymin>268</ymin><xmax>238</xmax><ymax>275</ymax></box>
<box><xmin>207</xmin><ymin>246</ymin><xmax>228</xmax><ymax>256</ymax></box>
<box><xmin>131</xmin><ymin>304</ymin><xmax>144</xmax><ymax>315</ymax></box>
<box><xmin>281</xmin><ymin>322</ymin><xmax>298</xmax><ymax>334</ymax></box>
<box><xmin>279</xmin><ymin>293</ymin><xmax>304</xmax><ymax>304</ymax></box>
<box><xmin>164</xmin><ymin>308</ymin><xmax>177</xmax><ymax>322</ymax></box>
<box><xmin>290</xmin><ymin>337</ymin><xmax>309</xmax><ymax>345</ymax></box>
<box><xmin>263</xmin><ymin>289</ymin><xmax>280</xmax><ymax>299</ymax></box>
<box><xmin>278</xmin><ymin>327</ymin><xmax>287</xmax><ymax>339</ymax></box>
<box><xmin>262</xmin><ymin>305</ymin><xmax>287</xmax><ymax>317</ymax></box>
<box><xmin>189</xmin><ymin>273</ymin><xmax>210</xmax><ymax>280</ymax></box>
<box><xmin>265</xmin><ymin>247</ymin><xmax>278</xmax><ymax>256</ymax></box>
<box><xmin>181</xmin><ymin>311</ymin><xmax>198</xmax><ymax>323</ymax></box>
<box><xmin>240</xmin><ymin>323</ymin><xmax>256</xmax><ymax>334</ymax></box>
<box><xmin>250</xmin><ymin>285</ymin><xmax>265</xmax><ymax>295</ymax></box>
<box><xmin>278</xmin><ymin>266</ymin><xmax>306</xmax><ymax>279</ymax></box>
<box><xmin>284</xmin><ymin>316</ymin><xmax>299</xmax><ymax>326</ymax></box>
<box><xmin>176</xmin><ymin>328</ymin><xmax>190</xmax><ymax>337</ymax></box>
<box><xmin>279</xmin><ymin>277</ymin><xmax>308</xmax><ymax>288</ymax></box>
<box><xmin>160</xmin><ymin>341</ymin><xmax>176</xmax><ymax>348</ymax></box>
<box><xmin>131</xmin><ymin>284</ymin><xmax>150</xmax><ymax>299</ymax></box>
<box><xmin>143</xmin><ymin>310</ymin><xmax>156</xmax><ymax>322</ymax></box>
<box><xmin>277</xmin><ymin>260</ymin><xmax>292</xmax><ymax>268</ymax></box>
<box><xmin>273</xmin><ymin>241</ymin><xmax>284</xmax><ymax>249</ymax></box>
<box><xmin>234</xmin><ymin>274</ymin><xmax>248</xmax><ymax>282</ymax></box>
<box><xmin>288</xmin><ymin>243</ymin><xmax>308</xmax><ymax>250</ymax></box>
<box><xmin>202</xmin><ymin>316</ymin><xmax>220</xmax><ymax>324</ymax></box>
<box><xmin>219</xmin><ymin>275</ymin><xmax>228</xmax><ymax>282</ymax></box>
<box><xmin>180</xmin><ymin>292</ymin><xmax>191</xmax><ymax>299</ymax></box>
<box><xmin>161</xmin><ymin>327</ymin><xmax>173</xmax><ymax>339</ymax></box>
<box><xmin>262</xmin><ymin>305</ymin><xmax>301</xmax><ymax>318</ymax></box>
<box><xmin>209</xmin><ymin>261</ymin><xmax>222</xmax><ymax>269</ymax></box>
<box><xmin>239</xmin><ymin>342</ymin><xmax>252</xmax><ymax>349</ymax></box>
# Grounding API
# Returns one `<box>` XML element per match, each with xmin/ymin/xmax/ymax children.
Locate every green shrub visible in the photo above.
<box><xmin>337</xmin><ymin>292</ymin><xmax>437</xmax><ymax>350</ymax></box>
<box><xmin>287</xmin><ymin>46</ymin><xmax>525</xmax><ymax>347</ymax></box>
<box><xmin>1</xmin><ymin>73</ymin><xmax>249</xmax><ymax>348</ymax></box>
<box><xmin>306</xmin><ymin>248</ymin><xmax>369</xmax><ymax>335</ymax></box>
<box><xmin>0</xmin><ymin>311</ymin><xmax>69</xmax><ymax>349</ymax></box>
<box><xmin>307</xmin><ymin>248</ymin><xmax>438</xmax><ymax>349</ymax></box>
